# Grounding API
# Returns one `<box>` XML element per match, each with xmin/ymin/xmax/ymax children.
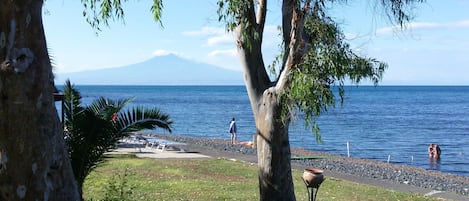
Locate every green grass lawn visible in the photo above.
<box><xmin>83</xmin><ymin>154</ymin><xmax>440</xmax><ymax>201</ymax></box>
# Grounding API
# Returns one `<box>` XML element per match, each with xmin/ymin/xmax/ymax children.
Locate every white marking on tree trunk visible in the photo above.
<box><xmin>44</xmin><ymin>189</ymin><xmax>49</xmax><ymax>201</ymax></box>
<box><xmin>32</xmin><ymin>163</ymin><xmax>37</xmax><ymax>174</ymax></box>
<box><xmin>45</xmin><ymin>173</ymin><xmax>53</xmax><ymax>201</ymax></box>
<box><xmin>7</xmin><ymin>19</ymin><xmax>16</xmax><ymax>55</ymax></box>
<box><xmin>36</xmin><ymin>93</ymin><xmax>43</xmax><ymax>109</ymax></box>
<box><xmin>26</xmin><ymin>14</ymin><xmax>31</xmax><ymax>28</ymax></box>
<box><xmin>0</xmin><ymin>150</ymin><xmax>7</xmax><ymax>173</ymax></box>
<box><xmin>16</xmin><ymin>185</ymin><xmax>26</xmax><ymax>199</ymax></box>
<box><xmin>1</xmin><ymin>20</ymin><xmax>34</xmax><ymax>73</ymax></box>
<box><xmin>1</xmin><ymin>19</ymin><xmax>27</xmax><ymax>73</ymax></box>
<box><xmin>13</xmin><ymin>48</ymin><xmax>34</xmax><ymax>73</ymax></box>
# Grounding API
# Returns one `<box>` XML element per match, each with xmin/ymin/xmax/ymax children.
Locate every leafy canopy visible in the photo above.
<box><xmin>284</xmin><ymin>9</ymin><xmax>387</xmax><ymax>141</ymax></box>
<box><xmin>80</xmin><ymin>0</ymin><xmax>164</xmax><ymax>31</ymax></box>
<box><xmin>217</xmin><ymin>0</ymin><xmax>424</xmax><ymax>141</ymax></box>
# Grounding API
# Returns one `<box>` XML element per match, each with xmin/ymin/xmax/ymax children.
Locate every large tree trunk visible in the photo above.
<box><xmin>256</xmin><ymin>88</ymin><xmax>295</xmax><ymax>200</ymax></box>
<box><xmin>0</xmin><ymin>1</ymin><xmax>80</xmax><ymax>200</ymax></box>
<box><xmin>236</xmin><ymin>30</ymin><xmax>296</xmax><ymax>200</ymax></box>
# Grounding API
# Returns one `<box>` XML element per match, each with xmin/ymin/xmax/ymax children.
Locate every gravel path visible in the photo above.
<box><xmin>151</xmin><ymin>134</ymin><xmax>469</xmax><ymax>200</ymax></box>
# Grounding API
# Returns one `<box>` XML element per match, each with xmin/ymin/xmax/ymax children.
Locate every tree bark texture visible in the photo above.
<box><xmin>233</xmin><ymin>0</ymin><xmax>298</xmax><ymax>199</ymax></box>
<box><xmin>0</xmin><ymin>1</ymin><xmax>80</xmax><ymax>200</ymax></box>
<box><xmin>256</xmin><ymin>88</ymin><xmax>295</xmax><ymax>201</ymax></box>
<box><xmin>236</xmin><ymin>28</ymin><xmax>297</xmax><ymax>201</ymax></box>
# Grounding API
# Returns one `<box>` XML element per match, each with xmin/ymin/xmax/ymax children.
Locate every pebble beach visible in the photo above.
<box><xmin>150</xmin><ymin>133</ymin><xmax>469</xmax><ymax>197</ymax></box>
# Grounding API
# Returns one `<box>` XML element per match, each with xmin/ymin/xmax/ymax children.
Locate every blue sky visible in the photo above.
<box><xmin>44</xmin><ymin>0</ymin><xmax>469</xmax><ymax>85</ymax></box>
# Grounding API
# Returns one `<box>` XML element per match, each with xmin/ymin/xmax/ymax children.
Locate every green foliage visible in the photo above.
<box><xmin>117</xmin><ymin>106</ymin><xmax>173</xmax><ymax>133</ymax></box>
<box><xmin>217</xmin><ymin>0</ymin><xmax>246</xmax><ymax>32</ymax></box>
<box><xmin>80</xmin><ymin>0</ymin><xmax>163</xmax><ymax>31</ymax></box>
<box><xmin>216</xmin><ymin>0</ymin><xmax>424</xmax><ymax>142</ymax></box>
<box><xmin>379</xmin><ymin>0</ymin><xmax>427</xmax><ymax>27</ymax></box>
<box><xmin>217</xmin><ymin>0</ymin><xmax>260</xmax><ymax>50</ymax></box>
<box><xmin>101</xmin><ymin>168</ymin><xmax>135</xmax><ymax>201</ymax></box>
<box><xmin>281</xmin><ymin>10</ymin><xmax>387</xmax><ymax>141</ymax></box>
<box><xmin>150</xmin><ymin>0</ymin><xmax>163</xmax><ymax>25</ymax></box>
<box><xmin>63</xmin><ymin>80</ymin><xmax>173</xmax><ymax>191</ymax></box>
<box><xmin>63</xmin><ymin>80</ymin><xmax>83</xmax><ymax>133</ymax></box>
<box><xmin>86</xmin><ymin>168</ymin><xmax>135</xmax><ymax>201</ymax></box>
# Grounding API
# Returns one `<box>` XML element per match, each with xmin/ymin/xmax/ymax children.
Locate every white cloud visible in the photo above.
<box><xmin>184</xmin><ymin>25</ymin><xmax>282</xmax><ymax>49</ymax></box>
<box><xmin>345</xmin><ymin>32</ymin><xmax>360</xmax><ymax>40</ymax></box>
<box><xmin>182</xmin><ymin>26</ymin><xmax>235</xmax><ymax>47</ymax></box>
<box><xmin>452</xmin><ymin>19</ymin><xmax>469</xmax><ymax>27</ymax></box>
<box><xmin>376</xmin><ymin>19</ymin><xmax>469</xmax><ymax>35</ymax></box>
<box><xmin>182</xmin><ymin>26</ymin><xmax>225</xmax><ymax>36</ymax></box>
<box><xmin>204</xmin><ymin>49</ymin><xmax>241</xmax><ymax>71</ymax></box>
<box><xmin>152</xmin><ymin>50</ymin><xmax>199</xmax><ymax>63</ymax></box>
<box><xmin>376</xmin><ymin>22</ymin><xmax>438</xmax><ymax>35</ymax></box>
<box><xmin>206</xmin><ymin>35</ymin><xmax>234</xmax><ymax>47</ymax></box>
<box><xmin>180</xmin><ymin>25</ymin><xmax>282</xmax><ymax>71</ymax></box>
<box><xmin>152</xmin><ymin>49</ymin><xmax>178</xmax><ymax>56</ymax></box>
<box><xmin>208</xmin><ymin>49</ymin><xmax>237</xmax><ymax>57</ymax></box>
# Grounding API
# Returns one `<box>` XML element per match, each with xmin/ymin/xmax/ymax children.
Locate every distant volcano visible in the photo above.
<box><xmin>54</xmin><ymin>54</ymin><xmax>244</xmax><ymax>85</ymax></box>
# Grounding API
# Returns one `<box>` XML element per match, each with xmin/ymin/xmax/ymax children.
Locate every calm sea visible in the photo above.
<box><xmin>56</xmin><ymin>85</ymin><xmax>469</xmax><ymax>177</ymax></box>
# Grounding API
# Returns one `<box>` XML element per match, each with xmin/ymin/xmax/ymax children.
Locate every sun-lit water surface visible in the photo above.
<box><xmin>56</xmin><ymin>85</ymin><xmax>469</xmax><ymax>177</ymax></box>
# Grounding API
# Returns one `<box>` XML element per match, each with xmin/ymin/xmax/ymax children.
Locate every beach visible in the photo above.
<box><xmin>117</xmin><ymin>133</ymin><xmax>469</xmax><ymax>200</ymax></box>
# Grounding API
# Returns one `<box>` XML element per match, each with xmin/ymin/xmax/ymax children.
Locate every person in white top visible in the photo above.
<box><xmin>229</xmin><ymin>118</ymin><xmax>237</xmax><ymax>144</ymax></box>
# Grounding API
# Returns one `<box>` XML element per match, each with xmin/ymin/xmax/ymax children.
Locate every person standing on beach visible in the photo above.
<box><xmin>229</xmin><ymin>118</ymin><xmax>237</xmax><ymax>144</ymax></box>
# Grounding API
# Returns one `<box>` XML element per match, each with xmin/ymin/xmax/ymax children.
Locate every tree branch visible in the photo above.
<box><xmin>276</xmin><ymin>0</ymin><xmax>306</xmax><ymax>92</ymax></box>
<box><xmin>278</xmin><ymin>0</ymin><xmax>293</xmax><ymax>83</ymax></box>
<box><xmin>256</xmin><ymin>0</ymin><xmax>267</xmax><ymax>40</ymax></box>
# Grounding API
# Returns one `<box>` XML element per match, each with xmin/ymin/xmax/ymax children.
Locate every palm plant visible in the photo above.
<box><xmin>62</xmin><ymin>80</ymin><xmax>173</xmax><ymax>193</ymax></box>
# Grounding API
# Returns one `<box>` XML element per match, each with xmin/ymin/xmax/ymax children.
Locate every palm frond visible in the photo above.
<box><xmin>115</xmin><ymin>97</ymin><xmax>134</xmax><ymax>111</ymax></box>
<box><xmin>62</xmin><ymin>83</ymin><xmax>173</xmax><ymax>191</ymax></box>
<box><xmin>63</xmin><ymin>79</ymin><xmax>84</xmax><ymax>130</ymax></box>
<box><xmin>87</xmin><ymin>97</ymin><xmax>134</xmax><ymax>119</ymax></box>
<box><xmin>67</xmin><ymin>109</ymin><xmax>117</xmax><ymax>187</ymax></box>
<box><xmin>63</xmin><ymin>80</ymin><xmax>82</xmax><ymax>103</ymax></box>
<box><xmin>116</xmin><ymin>106</ymin><xmax>173</xmax><ymax>134</ymax></box>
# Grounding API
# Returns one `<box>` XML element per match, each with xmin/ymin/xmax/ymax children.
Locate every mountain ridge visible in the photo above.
<box><xmin>54</xmin><ymin>54</ymin><xmax>244</xmax><ymax>85</ymax></box>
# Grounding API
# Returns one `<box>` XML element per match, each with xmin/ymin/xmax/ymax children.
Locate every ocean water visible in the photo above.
<box><xmin>56</xmin><ymin>85</ymin><xmax>469</xmax><ymax>177</ymax></box>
